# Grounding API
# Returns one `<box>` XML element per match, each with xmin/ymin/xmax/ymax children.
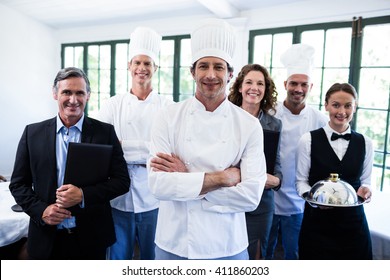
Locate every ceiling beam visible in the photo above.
<box><xmin>197</xmin><ymin>0</ymin><xmax>239</xmax><ymax>18</ymax></box>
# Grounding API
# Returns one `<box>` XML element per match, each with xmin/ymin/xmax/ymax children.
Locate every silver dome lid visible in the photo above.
<box><xmin>303</xmin><ymin>174</ymin><xmax>364</xmax><ymax>207</ymax></box>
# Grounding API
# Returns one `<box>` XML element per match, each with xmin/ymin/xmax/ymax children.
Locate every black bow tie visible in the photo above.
<box><xmin>331</xmin><ymin>132</ymin><xmax>351</xmax><ymax>141</ymax></box>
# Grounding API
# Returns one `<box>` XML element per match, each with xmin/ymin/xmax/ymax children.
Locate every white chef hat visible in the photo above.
<box><xmin>280</xmin><ymin>43</ymin><xmax>315</xmax><ymax>78</ymax></box>
<box><xmin>191</xmin><ymin>18</ymin><xmax>236</xmax><ymax>65</ymax></box>
<box><xmin>128</xmin><ymin>27</ymin><xmax>162</xmax><ymax>63</ymax></box>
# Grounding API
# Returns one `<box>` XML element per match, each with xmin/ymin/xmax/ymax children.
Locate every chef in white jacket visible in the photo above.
<box><xmin>98</xmin><ymin>27</ymin><xmax>173</xmax><ymax>260</ymax></box>
<box><xmin>148</xmin><ymin>19</ymin><xmax>267</xmax><ymax>260</ymax></box>
<box><xmin>265</xmin><ymin>44</ymin><xmax>328</xmax><ymax>260</ymax></box>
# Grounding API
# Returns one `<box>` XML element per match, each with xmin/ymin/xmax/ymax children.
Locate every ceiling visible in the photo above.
<box><xmin>0</xmin><ymin>0</ymin><xmax>301</xmax><ymax>29</ymax></box>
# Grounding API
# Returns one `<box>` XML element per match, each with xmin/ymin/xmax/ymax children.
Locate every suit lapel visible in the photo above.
<box><xmin>260</xmin><ymin>112</ymin><xmax>272</xmax><ymax>130</ymax></box>
<box><xmin>46</xmin><ymin>117</ymin><xmax>57</xmax><ymax>167</ymax></box>
<box><xmin>46</xmin><ymin>117</ymin><xmax>58</xmax><ymax>187</ymax></box>
<box><xmin>81</xmin><ymin>116</ymin><xmax>94</xmax><ymax>143</ymax></box>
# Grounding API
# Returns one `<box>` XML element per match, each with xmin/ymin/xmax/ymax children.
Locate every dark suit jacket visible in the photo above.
<box><xmin>9</xmin><ymin>116</ymin><xmax>130</xmax><ymax>259</ymax></box>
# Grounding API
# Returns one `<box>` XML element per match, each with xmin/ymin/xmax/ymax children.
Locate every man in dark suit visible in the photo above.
<box><xmin>9</xmin><ymin>67</ymin><xmax>130</xmax><ymax>260</ymax></box>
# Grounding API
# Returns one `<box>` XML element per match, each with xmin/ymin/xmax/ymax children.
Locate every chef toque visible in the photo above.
<box><xmin>280</xmin><ymin>43</ymin><xmax>315</xmax><ymax>78</ymax></box>
<box><xmin>128</xmin><ymin>27</ymin><xmax>162</xmax><ymax>63</ymax></box>
<box><xmin>191</xmin><ymin>18</ymin><xmax>236</xmax><ymax>65</ymax></box>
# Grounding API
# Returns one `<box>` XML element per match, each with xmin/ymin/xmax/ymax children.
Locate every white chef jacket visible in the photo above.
<box><xmin>98</xmin><ymin>91</ymin><xmax>173</xmax><ymax>213</ymax></box>
<box><xmin>296</xmin><ymin>123</ymin><xmax>373</xmax><ymax>197</ymax></box>
<box><xmin>273</xmin><ymin>102</ymin><xmax>328</xmax><ymax>215</ymax></box>
<box><xmin>148</xmin><ymin>97</ymin><xmax>266</xmax><ymax>259</ymax></box>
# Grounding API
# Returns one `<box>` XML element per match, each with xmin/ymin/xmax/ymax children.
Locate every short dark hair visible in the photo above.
<box><xmin>52</xmin><ymin>67</ymin><xmax>91</xmax><ymax>93</ymax></box>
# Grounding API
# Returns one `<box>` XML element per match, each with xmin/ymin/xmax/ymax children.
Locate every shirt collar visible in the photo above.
<box><xmin>192</xmin><ymin>96</ymin><xmax>229</xmax><ymax>114</ymax></box>
<box><xmin>280</xmin><ymin>101</ymin><xmax>308</xmax><ymax>116</ymax></box>
<box><xmin>323</xmin><ymin>123</ymin><xmax>351</xmax><ymax>137</ymax></box>
<box><xmin>56</xmin><ymin>114</ymin><xmax>84</xmax><ymax>133</ymax></box>
<box><xmin>258</xmin><ymin>110</ymin><xmax>264</xmax><ymax>120</ymax></box>
<box><xmin>128</xmin><ymin>89</ymin><xmax>157</xmax><ymax>103</ymax></box>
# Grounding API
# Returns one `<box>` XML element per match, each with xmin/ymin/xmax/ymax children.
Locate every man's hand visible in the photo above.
<box><xmin>56</xmin><ymin>184</ymin><xmax>83</xmax><ymax>208</ymax></box>
<box><xmin>150</xmin><ymin>153</ymin><xmax>188</xmax><ymax>173</ymax></box>
<box><xmin>42</xmin><ymin>204</ymin><xmax>72</xmax><ymax>225</ymax></box>
<box><xmin>201</xmin><ymin>167</ymin><xmax>241</xmax><ymax>195</ymax></box>
<box><xmin>221</xmin><ymin>167</ymin><xmax>241</xmax><ymax>187</ymax></box>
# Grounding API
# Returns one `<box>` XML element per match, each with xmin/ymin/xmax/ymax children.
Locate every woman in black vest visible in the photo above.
<box><xmin>296</xmin><ymin>82</ymin><xmax>373</xmax><ymax>259</ymax></box>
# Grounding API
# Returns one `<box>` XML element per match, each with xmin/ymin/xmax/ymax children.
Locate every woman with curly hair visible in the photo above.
<box><xmin>228</xmin><ymin>64</ymin><xmax>282</xmax><ymax>259</ymax></box>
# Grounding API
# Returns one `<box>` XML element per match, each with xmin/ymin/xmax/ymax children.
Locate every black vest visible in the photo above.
<box><xmin>308</xmin><ymin>128</ymin><xmax>365</xmax><ymax>190</ymax></box>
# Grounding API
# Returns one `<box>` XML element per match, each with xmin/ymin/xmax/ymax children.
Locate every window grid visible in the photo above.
<box><xmin>248</xmin><ymin>16</ymin><xmax>390</xmax><ymax>192</ymax></box>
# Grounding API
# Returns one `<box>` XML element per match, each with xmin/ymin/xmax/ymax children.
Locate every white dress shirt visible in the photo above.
<box><xmin>148</xmin><ymin>97</ymin><xmax>267</xmax><ymax>259</ymax></box>
<box><xmin>98</xmin><ymin>91</ymin><xmax>173</xmax><ymax>213</ymax></box>
<box><xmin>274</xmin><ymin>102</ymin><xmax>328</xmax><ymax>215</ymax></box>
<box><xmin>296</xmin><ymin>123</ymin><xmax>374</xmax><ymax>197</ymax></box>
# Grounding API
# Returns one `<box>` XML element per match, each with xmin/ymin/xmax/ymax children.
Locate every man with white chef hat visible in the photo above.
<box><xmin>98</xmin><ymin>26</ymin><xmax>173</xmax><ymax>260</ymax></box>
<box><xmin>148</xmin><ymin>18</ymin><xmax>267</xmax><ymax>260</ymax></box>
<box><xmin>265</xmin><ymin>43</ymin><xmax>328</xmax><ymax>260</ymax></box>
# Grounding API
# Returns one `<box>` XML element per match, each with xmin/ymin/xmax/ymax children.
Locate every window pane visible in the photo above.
<box><xmin>88</xmin><ymin>91</ymin><xmax>99</xmax><ymax>118</ymax></box>
<box><xmin>180</xmin><ymin>39</ymin><xmax>191</xmax><ymax>67</ymax></box>
<box><xmin>356</xmin><ymin>109</ymin><xmax>387</xmax><ymax>151</ymax></box>
<box><xmin>159</xmin><ymin>67</ymin><xmax>173</xmax><ymax>94</ymax></box>
<box><xmin>100</xmin><ymin>69</ymin><xmax>111</xmax><ymax>93</ymax></box>
<box><xmin>361</xmin><ymin>23</ymin><xmax>390</xmax><ymax>67</ymax></box>
<box><xmin>88</xmin><ymin>69</ymin><xmax>98</xmax><ymax>92</ymax></box>
<box><xmin>388</xmin><ymin>112</ymin><xmax>390</xmax><ymax>153</ymax></box>
<box><xmin>384</xmin><ymin>155</ymin><xmax>390</xmax><ymax>193</ymax></box>
<box><xmin>64</xmin><ymin>47</ymin><xmax>74</xmax><ymax>67</ymax></box>
<box><xmin>322</xmin><ymin>68</ymin><xmax>350</xmax><ymax>92</ymax></box>
<box><xmin>306</xmin><ymin>68</ymin><xmax>323</xmax><ymax>106</ymax></box>
<box><xmin>358</xmin><ymin>68</ymin><xmax>390</xmax><ymax>109</ymax></box>
<box><xmin>324</xmin><ymin>28</ymin><xmax>351</xmax><ymax>67</ymax></box>
<box><xmin>87</xmin><ymin>69</ymin><xmax>99</xmax><ymax>115</ymax></box>
<box><xmin>161</xmin><ymin>40</ymin><xmax>174</xmax><ymax>67</ymax></box>
<box><xmin>180</xmin><ymin>68</ymin><xmax>194</xmax><ymax>96</ymax></box>
<box><xmin>115</xmin><ymin>69</ymin><xmax>128</xmax><ymax>94</ymax></box>
<box><xmin>180</xmin><ymin>38</ymin><xmax>193</xmax><ymax>99</ymax></box>
<box><xmin>374</xmin><ymin>151</ymin><xmax>384</xmax><ymax>170</ymax></box>
<box><xmin>301</xmin><ymin>30</ymin><xmax>324</xmax><ymax>68</ymax></box>
<box><xmin>272</xmin><ymin>33</ymin><xmax>293</xmax><ymax>67</ymax></box>
<box><xmin>116</xmin><ymin>43</ymin><xmax>129</xmax><ymax>70</ymax></box>
<box><xmin>100</xmin><ymin>45</ymin><xmax>111</xmax><ymax>69</ymax></box>
<box><xmin>64</xmin><ymin>46</ymin><xmax>83</xmax><ymax>68</ymax></box>
<box><xmin>74</xmin><ymin>47</ymin><xmax>84</xmax><ymax>68</ymax></box>
<box><xmin>372</xmin><ymin>163</ymin><xmax>384</xmax><ymax>192</ymax></box>
<box><xmin>88</xmin><ymin>46</ymin><xmax>99</xmax><ymax>69</ymax></box>
<box><xmin>271</xmin><ymin>68</ymin><xmax>286</xmax><ymax>102</ymax></box>
<box><xmin>253</xmin><ymin>35</ymin><xmax>272</xmax><ymax>67</ymax></box>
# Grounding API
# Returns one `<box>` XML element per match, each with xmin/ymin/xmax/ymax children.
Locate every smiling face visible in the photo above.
<box><xmin>284</xmin><ymin>74</ymin><xmax>313</xmax><ymax>111</ymax></box>
<box><xmin>128</xmin><ymin>54</ymin><xmax>157</xmax><ymax>87</ymax></box>
<box><xmin>325</xmin><ymin>90</ymin><xmax>356</xmax><ymax>133</ymax></box>
<box><xmin>53</xmin><ymin>77</ymin><xmax>90</xmax><ymax>127</ymax></box>
<box><xmin>240</xmin><ymin>70</ymin><xmax>265</xmax><ymax>108</ymax></box>
<box><xmin>191</xmin><ymin>56</ymin><xmax>232</xmax><ymax>109</ymax></box>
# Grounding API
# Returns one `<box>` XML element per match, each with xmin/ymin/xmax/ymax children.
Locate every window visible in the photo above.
<box><xmin>61</xmin><ymin>35</ymin><xmax>193</xmax><ymax>119</ymax></box>
<box><xmin>249</xmin><ymin>16</ymin><xmax>390</xmax><ymax>192</ymax></box>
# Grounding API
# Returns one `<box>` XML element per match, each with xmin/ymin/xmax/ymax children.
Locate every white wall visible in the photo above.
<box><xmin>0</xmin><ymin>3</ymin><xmax>59</xmax><ymax>178</ymax></box>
